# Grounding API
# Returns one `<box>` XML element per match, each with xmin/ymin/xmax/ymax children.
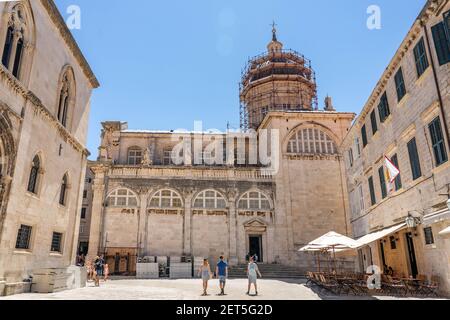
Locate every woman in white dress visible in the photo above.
<box><xmin>246</xmin><ymin>257</ymin><xmax>262</xmax><ymax>296</ymax></box>
<box><xmin>198</xmin><ymin>259</ymin><xmax>212</xmax><ymax>296</ymax></box>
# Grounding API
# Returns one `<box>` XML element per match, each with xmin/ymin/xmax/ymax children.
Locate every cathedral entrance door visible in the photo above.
<box><xmin>249</xmin><ymin>235</ymin><xmax>263</xmax><ymax>263</ymax></box>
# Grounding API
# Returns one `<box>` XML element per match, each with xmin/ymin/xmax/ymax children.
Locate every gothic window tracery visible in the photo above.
<box><xmin>287</xmin><ymin>127</ymin><xmax>337</xmax><ymax>155</ymax></box>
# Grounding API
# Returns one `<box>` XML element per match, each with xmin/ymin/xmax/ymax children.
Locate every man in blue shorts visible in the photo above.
<box><xmin>215</xmin><ymin>256</ymin><xmax>228</xmax><ymax>296</ymax></box>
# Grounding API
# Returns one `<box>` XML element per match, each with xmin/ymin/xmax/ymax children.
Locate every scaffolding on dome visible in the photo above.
<box><xmin>239</xmin><ymin>48</ymin><xmax>319</xmax><ymax>131</ymax></box>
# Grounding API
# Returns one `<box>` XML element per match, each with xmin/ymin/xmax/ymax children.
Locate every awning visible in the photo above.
<box><xmin>439</xmin><ymin>226</ymin><xmax>450</xmax><ymax>236</ymax></box>
<box><xmin>356</xmin><ymin>223</ymin><xmax>406</xmax><ymax>248</ymax></box>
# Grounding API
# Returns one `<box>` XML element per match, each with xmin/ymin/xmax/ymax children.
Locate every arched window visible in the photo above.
<box><xmin>193</xmin><ymin>190</ymin><xmax>226</xmax><ymax>209</ymax></box>
<box><xmin>1</xmin><ymin>4</ymin><xmax>32</xmax><ymax>79</ymax></box>
<box><xmin>149</xmin><ymin>189</ymin><xmax>182</xmax><ymax>208</ymax></box>
<box><xmin>107</xmin><ymin>189</ymin><xmax>138</xmax><ymax>207</ymax></box>
<box><xmin>59</xmin><ymin>174</ymin><xmax>68</xmax><ymax>206</ymax></box>
<box><xmin>238</xmin><ymin>191</ymin><xmax>271</xmax><ymax>210</ymax></box>
<box><xmin>56</xmin><ymin>67</ymin><xmax>75</xmax><ymax>128</ymax></box>
<box><xmin>127</xmin><ymin>147</ymin><xmax>143</xmax><ymax>165</ymax></box>
<box><xmin>287</xmin><ymin>127</ymin><xmax>337</xmax><ymax>155</ymax></box>
<box><xmin>27</xmin><ymin>155</ymin><xmax>40</xmax><ymax>194</ymax></box>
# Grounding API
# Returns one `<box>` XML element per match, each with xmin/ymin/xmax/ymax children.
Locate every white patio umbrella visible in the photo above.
<box><xmin>299</xmin><ymin>231</ymin><xmax>359</xmax><ymax>273</ymax></box>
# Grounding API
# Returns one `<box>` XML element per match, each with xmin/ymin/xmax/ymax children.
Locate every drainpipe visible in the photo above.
<box><xmin>423</xmin><ymin>23</ymin><xmax>450</xmax><ymax>141</ymax></box>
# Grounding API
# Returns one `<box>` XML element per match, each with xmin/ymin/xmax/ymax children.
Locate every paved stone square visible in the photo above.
<box><xmin>0</xmin><ymin>279</ymin><xmax>446</xmax><ymax>300</ymax></box>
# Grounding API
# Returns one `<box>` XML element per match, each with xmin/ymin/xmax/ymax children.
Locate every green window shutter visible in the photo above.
<box><xmin>431</xmin><ymin>22</ymin><xmax>450</xmax><ymax>65</ymax></box>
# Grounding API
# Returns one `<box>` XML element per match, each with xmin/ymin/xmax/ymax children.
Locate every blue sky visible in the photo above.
<box><xmin>55</xmin><ymin>0</ymin><xmax>426</xmax><ymax>159</ymax></box>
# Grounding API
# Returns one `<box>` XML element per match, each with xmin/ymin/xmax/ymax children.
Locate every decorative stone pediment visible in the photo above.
<box><xmin>244</xmin><ymin>218</ymin><xmax>268</xmax><ymax>233</ymax></box>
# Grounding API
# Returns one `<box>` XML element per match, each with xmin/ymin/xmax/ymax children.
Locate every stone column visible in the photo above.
<box><xmin>228</xmin><ymin>189</ymin><xmax>238</xmax><ymax>265</ymax></box>
<box><xmin>183</xmin><ymin>189</ymin><xmax>194</xmax><ymax>256</ymax></box>
<box><xmin>138</xmin><ymin>191</ymin><xmax>149</xmax><ymax>257</ymax></box>
<box><xmin>86</xmin><ymin>166</ymin><xmax>107</xmax><ymax>261</ymax></box>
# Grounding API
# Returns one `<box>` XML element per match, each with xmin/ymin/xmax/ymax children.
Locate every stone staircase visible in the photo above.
<box><xmin>228</xmin><ymin>264</ymin><xmax>306</xmax><ymax>279</ymax></box>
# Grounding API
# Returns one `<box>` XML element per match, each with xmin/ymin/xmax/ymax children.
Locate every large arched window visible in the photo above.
<box><xmin>127</xmin><ymin>147</ymin><xmax>143</xmax><ymax>165</ymax></box>
<box><xmin>107</xmin><ymin>188</ymin><xmax>138</xmax><ymax>207</ymax></box>
<box><xmin>149</xmin><ymin>189</ymin><xmax>183</xmax><ymax>208</ymax></box>
<box><xmin>238</xmin><ymin>191</ymin><xmax>271</xmax><ymax>210</ymax></box>
<box><xmin>27</xmin><ymin>155</ymin><xmax>41</xmax><ymax>194</ymax></box>
<box><xmin>59</xmin><ymin>173</ymin><xmax>69</xmax><ymax>206</ymax></box>
<box><xmin>1</xmin><ymin>3</ymin><xmax>34</xmax><ymax>80</ymax></box>
<box><xmin>287</xmin><ymin>127</ymin><xmax>337</xmax><ymax>155</ymax></box>
<box><xmin>56</xmin><ymin>67</ymin><xmax>75</xmax><ymax>128</ymax></box>
<box><xmin>193</xmin><ymin>190</ymin><xmax>226</xmax><ymax>209</ymax></box>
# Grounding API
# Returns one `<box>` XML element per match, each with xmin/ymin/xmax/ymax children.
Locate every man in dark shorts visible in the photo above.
<box><xmin>215</xmin><ymin>256</ymin><xmax>228</xmax><ymax>296</ymax></box>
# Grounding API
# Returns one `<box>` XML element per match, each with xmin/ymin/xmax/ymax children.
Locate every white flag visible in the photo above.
<box><xmin>384</xmin><ymin>156</ymin><xmax>400</xmax><ymax>193</ymax></box>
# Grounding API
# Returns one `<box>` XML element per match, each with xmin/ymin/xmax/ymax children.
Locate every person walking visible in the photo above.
<box><xmin>94</xmin><ymin>256</ymin><xmax>102</xmax><ymax>287</ymax></box>
<box><xmin>104</xmin><ymin>264</ymin><xmax>110</xmax><ymax>282</ymax></box>
<box><xmin>197</xmin><ymin>259</ymin><xmax>212</xmax><ymax>296</ymax></box>
<box><xmin>215</xmin><ymin>256</ymin><xmax>228</xmax><ymax>296</ymax></box>
<box><xmin>246</xmin><ymin>257</ymin><xmax>262</xmax><ymax>296</ymax></box>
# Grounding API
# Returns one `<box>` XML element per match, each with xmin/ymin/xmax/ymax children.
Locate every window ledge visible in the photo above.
<box><xmin>25</xmin><ymin>192</ymin><xmax>40</xmax><ymax>200</ymax></box>
<box><xmin>414</xmin><ymin>67</ymin><xmax>431</xmax><ymax>86</ymax></box>
<box><xmin>13</xmin><ymin>250</ymin><xmax>32</xmax><ymax>255</ymax></box>
<box><xmin>372</xmin><ymin>131</ymin><xmax>380</xmax><ymax>140</ymax></box>
<box><xmin>397</xmin><ymin>93</ymin><xmax>410</xmax><ymax>107</ymax></box>
<box><xmin>432</xmin><ymin>160</ymin><xmax>450</xmax><ymax>175</ymax></box>
<box><xmin>382</xmin><ymin>115</ymin><xmax>393</xmax><ymax>126</ymax></box>
<box><xmin>50</xmin><ymin>252</ymin><xmax>63</xmax><ymax>257</ymax></box>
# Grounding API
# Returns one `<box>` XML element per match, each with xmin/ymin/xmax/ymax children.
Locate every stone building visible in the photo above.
<box><xmin>86</xmin><ymin>28</ymin><xmax>355</xmax><ymax>274</ymax></box>
<box><xmin>77</xmin><ymin>166</ymin><xmax>95</xmax><ymax>256</ymax></box>
<box><xmin>0</xmin><ymin>0</ymin><xmax>98</xmax><ymax>295</ymax></box>
<box><xmin>342</xmin><ymin>0</ymin><xmax>450</xmax><ymax>295</ymax></box>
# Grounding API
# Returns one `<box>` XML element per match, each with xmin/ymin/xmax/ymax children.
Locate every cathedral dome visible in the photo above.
<box><xmin>240</xmin><ymin>23</ymin><xmax>318</xmax><ymax>130</ymax></box>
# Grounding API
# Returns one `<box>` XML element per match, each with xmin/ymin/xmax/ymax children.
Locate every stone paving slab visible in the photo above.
<box><xmin>0</xmin><ymin>279</ymin><xmax>446</xmax><ymax>300</ymax></box>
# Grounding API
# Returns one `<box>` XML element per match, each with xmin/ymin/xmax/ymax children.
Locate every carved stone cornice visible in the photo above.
<box><xmin>39</xmin><ymin>0</ymin><xmax>100</xmax><ymax>88</ymax></box>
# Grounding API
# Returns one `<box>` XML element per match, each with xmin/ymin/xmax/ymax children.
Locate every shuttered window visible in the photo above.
<box><xmin>413</xmin><ymin>38</ymin><xmax>429</xmax><ymax>77</ymax></box>
<box><xmin>428</xmin><ymin>117</ymin><xmax>448</xmax><ymax>166</ymax></box>
<box><xmin>378</xmin><ymin>166</ymin><xmax>387</xmax><ymax>199</ymax></box>
<box><xmin>391</xmin><ymin>154</ymin><xmax>402</xmax><ymax>191</ymax></box>
<box><xmin>431</xmin><ymin>21</ymin><xmax>450</xmax><ymax>65</ymax></box>
<box><xmin>407</xmin><ymin>138</ymin><xmax>422</xmax><ymax>180</ymax></box>
<box><xmin>378</xmin><ymin>92</ymin><xmax>390</xmax><ymax>123</ymax></box>
<box><xmin>394</xmin><ymin>68</ymin><xmax>406</xmax><ymax>101</ymax></box>
<box><xmin>370</xmin><ymin>110</ymin><xmax>378</xmax><ymax>135</ymax></box>
<box><xmin>368</xmin><ymin>176</ymin><xmax>376</xmax><ymax>206</ymax></box>
<box><xmin>361</xmin><ymin>125</ymin><xmax>368</xmax><ymax>148</ymax></box>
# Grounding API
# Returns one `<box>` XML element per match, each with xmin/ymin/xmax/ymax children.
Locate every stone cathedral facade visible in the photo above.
<box><xmin>86</xmin><ymin>30</ymin><xmax>355</xmax><ymax>274</ymax></box>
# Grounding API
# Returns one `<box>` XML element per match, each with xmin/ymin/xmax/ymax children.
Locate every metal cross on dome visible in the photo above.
<box><xmin>271</xmin><ymin>21</ymin><xmax>278</xmax><ymax>41</ymax></box>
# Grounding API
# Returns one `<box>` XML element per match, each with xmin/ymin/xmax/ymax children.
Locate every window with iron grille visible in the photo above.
<box><xmin>15</xmin><ymin>225</ymin><xmax>32</xmax><ymax>250</ymax></box>
<box><xmin>378</xmin><ymin>166</ymin><xmax>387</xmax><ymax>199</ymax></box>
<box><xmin>394</xmin><ymin>68</ymin><xmax>406</xmax><ymax>101</ymax></box>
<box><xmin>51</xmin><ymin>232</ymin><xmax>63</xmax><ymax>253</ymax></box>
<box><xmin>361</xmin><ymin>125</ymin><xmax>368</xmax><ymax>148</ymax></box>
<box><xmin>370</xmin><ymin>110</ymin><xmax>378</xmax><ymax>135</ymax></box>
<box><xmin>428</xmin><ymin>117</ymin><xmax>448</xmax><ymax>167</ymax></box>
<box><xmin>424</xmin><ymin>227</ymin><xmax>434</xmax><ymax>245</ymax></box>
<box><xmin>431</xmin><ymin>18</ymin><xmax>450</xmax><ymax>65</ymax></box>
<box><xmin>407</xmin><ymin>138</ymin><xmax>422</xmax><ymax>180</ymax></box>
<box><xmin>413</xmin><ymin>38</ymin><xmax>429</xmax><ymax>77</ymax></box>
<box><xmin>378</xmin><ymin>92</ymin><xmax>390</xmax><ymax>123</ymax></box>
<box><xmin>368</xmin><ymin>176</ymin><xmax>376</xmax><ymax>206</ymax></box>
